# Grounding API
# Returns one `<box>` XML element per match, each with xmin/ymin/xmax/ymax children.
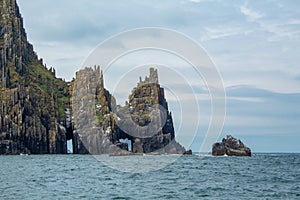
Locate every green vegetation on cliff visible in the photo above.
<box><xmin>1</xmin><ymin>0</ymin><xmax>186</xmax><ymax>155</ymax></box>
<box><xmin>0</xmin><ymin>0</ymin><xmax>69</xmax><ymax>154</ymax></box>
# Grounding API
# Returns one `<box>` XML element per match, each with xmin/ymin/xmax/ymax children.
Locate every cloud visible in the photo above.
<box><xmin>226</xmin><ymin>85</ymin><xmax>300</xmax><ymax>118</ymax></box>
<box><xmin>188</xmin><ymin>0</ymin><xmax>214</xmax><ymax>3</ymax></box>
<box><xmin>227</xmin><ymin>97</ymin><xmax>264</xmax><ymax>103</ymax></box>
<box><xmin>239</xmin><ymin>4</ymin><xmax>300</xmax><ymax>42</ymax></box>
<box><xmin>201</xmin><ymin>26</ymin><xmax>245</xmax><ymax>41</ymax></box>
<box><xmin>288</xmin><ymin>19</ymin><xmax>300</xmax><ymax>25</ymax></box>
<box><xmin>259</xmin><ymin>21</ymin><xmax>300</xmax><ymax>42</ymax></box>
<box><xmin>240</xmin><ymin>5</ymin><xmax>264</xmax><ymax>22</ymax></box>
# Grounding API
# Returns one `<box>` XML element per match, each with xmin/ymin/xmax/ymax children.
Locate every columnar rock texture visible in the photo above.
<box><xmin>0</xmin><ymin>0</ymin><xmax>69</xmax><ymax>154</ymax></box>
<box><xmin>120</xmin><ymin>68</ymin><xmax>185</xmax><ymax>154</ymax></box>
<box><xmin>212</xmin><ymin>135</ymin><xmax>251</xmax><ymax>156</ymax></box>
<box><xmin>0</xmin><ymin>0</ymin><xmax>186</xmax><ymax>155</ymax></box>
<box><xmin>71</xmin><ymin>66</ymin><xmax>129</xmax><ymax>155</ymax></box>
<box><xmin>71</xmin><ymin>67</ymin><xmax>186</xmax><ymax>155</ymax></box>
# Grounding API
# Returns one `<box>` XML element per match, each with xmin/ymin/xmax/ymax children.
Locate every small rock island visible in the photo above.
<box><xmin>212</xmin><ymin>135</ymin><xmax>251</xmax><ymax>157</ymax></box>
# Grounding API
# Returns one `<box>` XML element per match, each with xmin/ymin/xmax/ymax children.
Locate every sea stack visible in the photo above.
<box><xmin>0</xmin><ymin>0</ymin><xmax>186</xmax><ymax>155</ymax></box>
<box><xmin>212</xmin><ymin>135</ymin><xmax>251</xmax><ymax>157</ymax></box>
<box><xmin>71</xmin><ymin>67</ymin><xmax>186</xmax><ymax>155</ymax></box>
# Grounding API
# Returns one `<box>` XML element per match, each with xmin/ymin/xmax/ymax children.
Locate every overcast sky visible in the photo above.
<box><xmin>17</xmin><ymin>0</ymin><xmax>300</xmax><ymax>152</ymax></box>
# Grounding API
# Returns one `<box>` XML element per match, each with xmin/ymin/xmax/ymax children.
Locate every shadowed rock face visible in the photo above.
<box><xmin>122</xmin><ymin>68</ymin><xmax>185</xmax><ymax>154</ymax></box>
<box><xmin>212</xmin><ymin>135</ymin><xmax>251</xmax><ymax>157</ymax></box>
<box><xmin>0</xmin><ymin>0</ymin><xmax>68</xmax><ymax>154</ymax></box>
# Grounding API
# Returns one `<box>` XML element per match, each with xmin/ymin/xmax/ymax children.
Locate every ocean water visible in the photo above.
<box><xmin>1</xmin><ymin>154</ymin><xmax>299</xmax><ymax>199</ymax></box>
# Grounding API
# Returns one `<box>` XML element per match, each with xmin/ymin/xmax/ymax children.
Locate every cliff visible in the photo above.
<box><xmin>0</xmin><ymin>0</ymin><xmax>69</xmax><ymax>154</ymax></box>
<box><xmin>0</xmin><ymin>0</ymin><xmax>186</xmax><ymax>155</ymax></box>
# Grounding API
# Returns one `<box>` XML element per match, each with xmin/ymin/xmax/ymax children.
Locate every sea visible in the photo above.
<box><xmin>1</xmin><ymin>153</ymin><xmax>299</xmax><ymax>200</ymax></box>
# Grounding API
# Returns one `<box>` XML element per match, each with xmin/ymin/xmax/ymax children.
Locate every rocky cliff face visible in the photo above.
<box><xmin>0</xmin><ymin>0</ymin><xmax>68</xmax><ymax>154</ymax></box>
<box><xmin>71</xmin><ymin>67</ymin><xmax>186</xmax><ymax>155</ymax></box>
<box><xmin>212</xmin><ymin>135</ymin><xmax>251</xmax><ymax>156</ymax></box>
<box><xmin>71</xmin><ymin>66</ymin><xmax>127</xmax><ymax>155</ymax></box>
<box><xmin>0</xmin><ymin>0</ymin><xmax>186</xmax><ymax>155</ymax></box>
<box><xmin>119</xmin><ymin>68</ymin><xmax>185</xmax><ymax>154</ymax></box>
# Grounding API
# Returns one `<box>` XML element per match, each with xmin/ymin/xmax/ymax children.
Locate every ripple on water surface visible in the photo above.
<box><xmin>0</xmin><ymin>154</ymin><xmax>300</xmax><ymax>199</ymax></box>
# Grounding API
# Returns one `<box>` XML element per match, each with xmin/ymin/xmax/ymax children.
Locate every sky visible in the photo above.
<box><xmin>16</xmin><ymin>0</ymin><xmax>300</xmax><ymax>153</ymax></box>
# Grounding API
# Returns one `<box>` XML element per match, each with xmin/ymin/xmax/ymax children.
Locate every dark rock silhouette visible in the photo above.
<box><xmin>183</xmin><ymin>150</ymin><xmax>193</xmax><ymax>155</ymax></box>
<box><xmin>212</xmin><ymin>135</ymin><xmax>251</xmax><ymax>157</ymax></box>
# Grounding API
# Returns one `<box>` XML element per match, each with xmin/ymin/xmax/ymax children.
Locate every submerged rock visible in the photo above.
<box><xmin>212</xmin><ymin>135</ymin><xmax>251</xmax><ymax>157</ymax></box>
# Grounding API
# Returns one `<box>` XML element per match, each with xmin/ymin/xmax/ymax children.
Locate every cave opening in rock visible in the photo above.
<box><xmin>119</xmin><ymin>138</ymin><xmax>132</xmax><ymax>152</ymax></box>
<box><xmin>67</xmin><ymin>139</ymin><xmax>73</xmax><ymax>154</ymax></box>
<box><xmin>66</xmin><ymin>126</ymin><xmax>74</xmax><ymax>154</ymax></box>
